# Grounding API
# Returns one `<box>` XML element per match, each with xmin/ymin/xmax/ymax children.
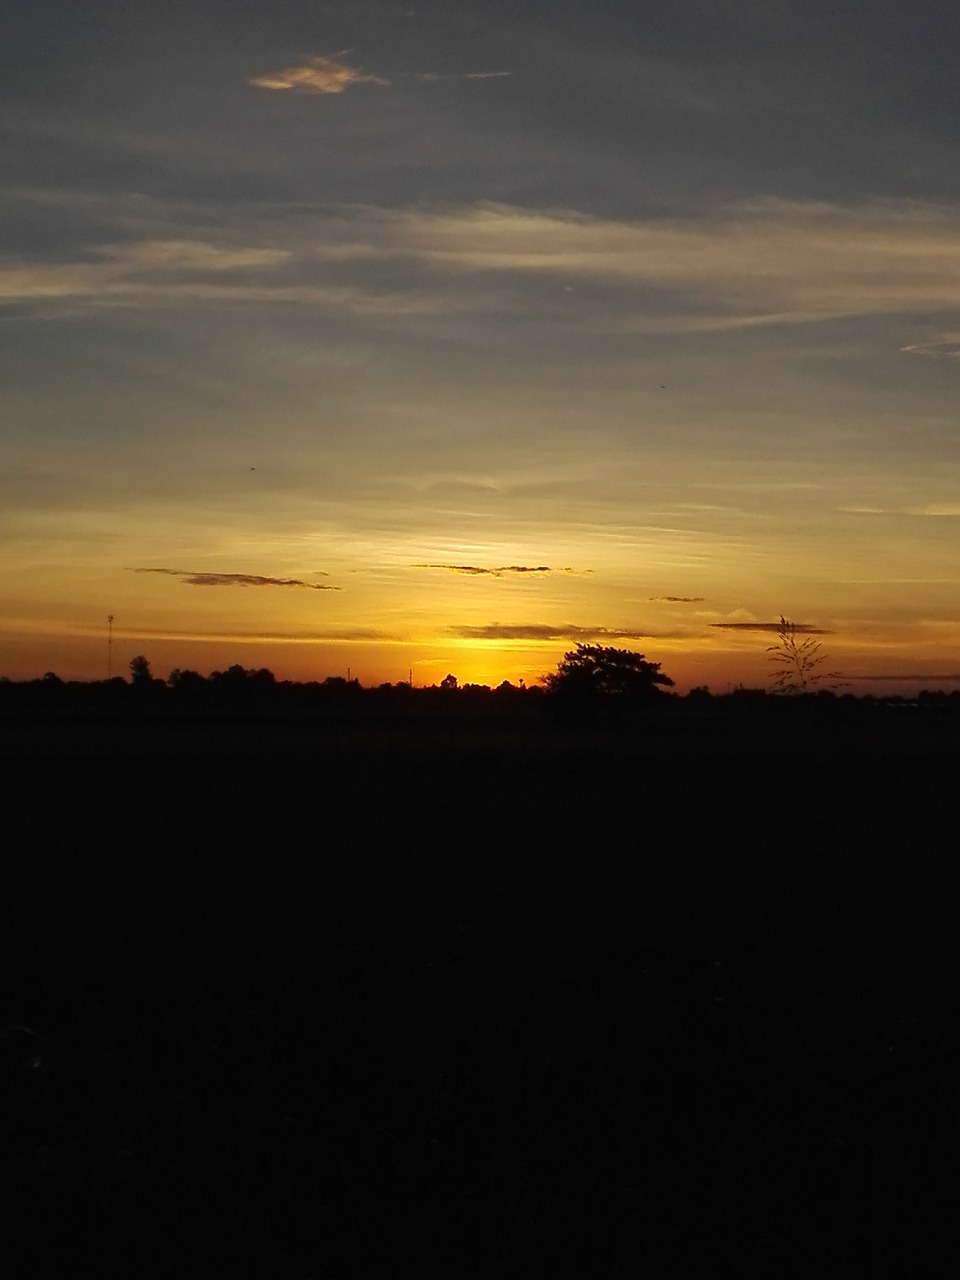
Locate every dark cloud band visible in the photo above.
<box><xmin>453</xmin><ymin>624</ymin><xmax>657</xmax><ymax>641</ymax></box>
<box><xmin>710</xmin><ymin>621</ymin><xmax>829</xmax><ymax>634</ymax></box>
<box><xmin>414</xmin><ymin>563</ymin><xmax>569</xmax><ymax>576</ymax></box>
<box><xmin>133</xmin><ymin>568</ymin><xmax>339</xmax><ymax>591</ymax></box>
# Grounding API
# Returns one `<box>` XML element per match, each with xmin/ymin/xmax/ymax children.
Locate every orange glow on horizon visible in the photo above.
<box><xmin>4</xmin><ymin>617</ymin><xmax>960</xmax><ymax>700</ymax></box>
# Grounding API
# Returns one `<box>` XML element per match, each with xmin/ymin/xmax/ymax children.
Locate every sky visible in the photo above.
<box><xmin>4</xmin><ymin>0</ymin><xmax>960</xmax><ymax>692</ymax></box>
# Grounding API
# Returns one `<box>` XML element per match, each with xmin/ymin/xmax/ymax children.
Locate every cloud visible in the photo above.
<box><xmin>250</xmin><ymin>55</ymin><xmax>390</xmax><ymax>95</ymax></box>
<box><xmin>844</xmin><ymin>673</ymin><xmax>960</xmax><ymax>683</ymax></box>
<box><xmin>838</xmin><ymin>578</ymin><xmax>960</xmax><ymax>585</ymax></box>
<box><xmin>413</xmin><ymin>563</ymin><xmax>569</xmax><ymax>576</ymax></box>
<box><xmin>0</xmin><ymin>237</ymin><xmax>295</xmax><ymax>306</ymax></box>
<box><xmin>250</xmin><ymin>54</ymin><xmax>510</xmax><ymax>96</ymax></box>
<box><xmin>414</xmin><ymin>71</ymin><xmax>512</xmax><ymax>82</ymax></box>
<box><xmin>838</xmin><ymin>503</ymin><xmax>960</xmax><ymax>517</ymax></box>
<box><xmin>133</xmin><ymin>568</ymin><xmax>340</xmax><ymax>590</ymax></box>
<box><xmin>13</xmin><ymin>196</ymin><xmax>960</xmax><ymax>330</ymax></box>
<box><xmin>900</xmin><ymin>333</ymin><xmax>960</xmax><ymax>360</ymax></box>
<box><xmin>452</xmin><ymin>624</ymin><xmax>659</xmax><ymax>641</ymax></box>
<box><xmin>650</xmin><ymin>595</ymin><xmax>705</xmax><ymax>603</ymax></box>
<box><xmin>99</xmin><ymin>625</ymin><xmax>390</xmax><ymax>643</ymax></box>
<box><xmin>305</xmin><ymin>198</ymin><xmax>960</xmax><ymax>327</ymax></box>
<box><xmin>902</xmin><ymin>504</ymin><xmax>960</xmax><ymax>517</ymax></box>
<box><xmin>96</xmin><ymin>241</ymin><xmax>291</xmax><ymax>271</ymax></box>
<box><xmin>0</xmin><ymin>233</ymin><xmax>479</xmax><ymax>316</ymax></box>
<box><xmin>709</xmin><ymin>621</ymin><xmax>830</xmax><ymax>634</ymax></box>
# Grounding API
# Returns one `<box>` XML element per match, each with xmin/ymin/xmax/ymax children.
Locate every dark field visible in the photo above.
<box><xmin>2</xmin><ymin>704</ymin><xmax>957</xmax><ymax>1275</ymax></box>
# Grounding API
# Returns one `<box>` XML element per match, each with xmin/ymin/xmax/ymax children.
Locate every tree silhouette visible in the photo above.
<box><xmin>168</xmin><ymin>668</ymin><xmax>207</xmax><ymax>695</ymax></box>
<box><xmin>129</xmin><ymin>655</ymin><xmax>153</xmax><ymax>688</ymax></box>
<box><xmin>542</xmin><ymin>643</ymin><xmax>673</xmax><ymax>723</ymax></box>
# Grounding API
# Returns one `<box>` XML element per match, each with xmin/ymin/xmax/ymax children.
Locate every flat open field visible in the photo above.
<box><xmin>2</xmin><ymin>705</ymin><xmax>957</xmax><ymax>1274</ymax></box>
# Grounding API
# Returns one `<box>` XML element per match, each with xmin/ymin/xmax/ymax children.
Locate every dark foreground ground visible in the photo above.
<box><xmin>2</xmin><ymin>705</ymin><xmax>958</xmax><ymax>1275</ymax></box>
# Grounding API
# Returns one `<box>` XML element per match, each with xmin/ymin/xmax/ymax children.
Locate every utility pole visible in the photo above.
<box><xmin>107</xmin><ymin>615</ymin><xmax>114</xmax><ymax>678</ymax></box>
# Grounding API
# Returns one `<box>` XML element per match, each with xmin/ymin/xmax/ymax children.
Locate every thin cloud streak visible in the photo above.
<box><xmin>414</xmin><ymin>71</ymin><xmax>512</xmax><ymax>82</ymax></box>
<box><xmin>92</xmin><ymin>625</ymin><xmax>392</xmax><ymax>643</ymax></box>
<box><xmin>453</xmin><ymin>624</ymin><xmax>662</xmax><ymax>641</ymax></box>
<box><xmin>133</xmin><ymin>569</ymin><xmax>340</xmax><ymax>591</ymax></box>
<box><xmin>97</xmin><ymin>241</ymin><xmax>291</xmax><ymax>270</ymax></box>
<box><xmin>844</xmin><ymin>673</ymin><xmax>960</xmax><ymax>683</ymax></box>
<box><xmin>0</xmin><ymin>247</ymin><xmax>482</xmax><ymax>318</ymax></box>
<box><xmin>840</xmin><ymin>504</ymin><xmax>960</xmax><ymax>517</ymax></box>
<box><xmin>900</xmin><ymin>333</ymin><xmax>960</xmax><ymax>360</ymax></box>
<box><xmin>903</xmin><ymin>504</ymin><xmax>960</xmax><ymax>517</ymax></box>
<box><xmin>650</xmin><ymin>595</ymin><xmax>705</xmax><ymax>603</ymax></box>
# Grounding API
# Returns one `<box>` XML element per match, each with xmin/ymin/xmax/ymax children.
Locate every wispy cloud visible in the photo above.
<box><xmin>710</xmin><ymin>621</ymin><xmax>829</xmax><ymax>634</ymax></box>
<box><xmin>12</xmin><ymin>196</ymin><xmax>960</xmax><ymax>329</ymax></box>
<box><xmin>900</xmin><ymin>333</ymin><xmax>960</xmax><ymax>360</ymax></box>
<box><xmin>97</xmin><ymin>241</ymin><xmax>291</xmax><ymax>271</ymax></box>
<box><xmin>844</xmin><ymin>673</ymin><xmax>960</xmax><ymax>683</ymax></box>
<box><xmin>902</xmin><ymin>503</ymin><xmax>960</xmax><ymax>517</ymax></box>
<box><xmin>453</xmin><ymin>624</ymin><xmax>659</xmax><ymax>641</ymax></box>
<box><xmin>0</xmin><ymin>233</ymin><xmax>477</xmax><ymax>316</ymax></box>
<box><xmin>839</xmin><ymin>503</ymin><xmax>960</xmax><ymax>517</ymax></box>
<box><xmin>413</xmin><ymin>563</ymin><xmax>572</xmax><ymax>576</ymax></box>
<box><xmin>133</xmin><ymin>568</ymin><xmax>340</xmax><ymax>590</ymax></box>
<box><xmin>98</xmin><ymin>625</ymin><xmax>390</xmax><ymax>643</ymax></box>
<box><xmin>250</xmin><ymin>54</ymin><xmax>390</xmax><ymax>95</ymax></box>
<box><xmin>650</xmin><ymin>595</ymin><xmax>705</xmax><ymax>603</ymax></box>
<box><xmin>838</xmin><ymin>578</ymin><xmax>960</xmax><ymax>585</ymax></box>
<box><xmin>0</xmin><ymin>237</ymin><xmax>294</xmax><ymax>304</ymax></box>
<box><xmin>310</xmin><ymin>198</ymin><xmax>960</xmax><ymax>327</ymax></box>
<box><xmin>414</xmin><ymin>71</ymin><xmax>512</xmax><ymax>82</ymax></box>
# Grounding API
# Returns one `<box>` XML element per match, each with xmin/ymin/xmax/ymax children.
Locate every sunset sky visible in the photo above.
<box><xmin>4</xmin><ymin>0</ymin><xmax>960</xmax><ymax>692</ymax></box>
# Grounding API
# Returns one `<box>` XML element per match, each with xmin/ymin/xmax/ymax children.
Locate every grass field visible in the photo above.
<box><xmin>2</xmin><ymin>705</ymin><xmax>957</xmax><ymax>1274</ymax></box>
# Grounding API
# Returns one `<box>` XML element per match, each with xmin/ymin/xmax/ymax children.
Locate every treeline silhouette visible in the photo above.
<box><xmin>1</xmin><ymin>664</ymin><xmax>532</xmax><ymax>715</ymax></box>
<box><xmin>4</xmin><ymin>661</ymin><xmax>960</xmax><ymax>717</ymax></box>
